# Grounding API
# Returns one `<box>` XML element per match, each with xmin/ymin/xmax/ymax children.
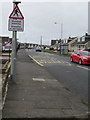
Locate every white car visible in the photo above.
<box><xmin>36</xmin><ymin>46</ymin><xmax>41</xmax><ymax>52</ymax></box>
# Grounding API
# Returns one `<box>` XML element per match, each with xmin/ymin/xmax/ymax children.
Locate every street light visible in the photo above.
<box><xmin>40</xmin><ymin>36</ymin><xmax>42</xmax><ymax>45</ymax></box>
<box><xmin>54</xmin><ymin>22</ymin><xmax>64</xmax><ymax>54</ymax></box>
<box><xmin>54</xmin><ymin>22</ymin><xmax>63</xmax><ymax>41</ymax></box>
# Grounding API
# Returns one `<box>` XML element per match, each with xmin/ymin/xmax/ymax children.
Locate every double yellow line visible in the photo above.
<box><xmin>29</xmin><ymin>55</ymin><xmax>43</xmax><ymax>67</ymax></box>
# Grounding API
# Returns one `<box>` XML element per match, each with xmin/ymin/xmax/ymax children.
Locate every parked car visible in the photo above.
<box><xmin>82</xmin><ymin>48</ymin><xmax>90</xmax><ymax>52</ymax></box>
<box><xmin>71</xmin><ymin>50</ymin><xmax>90</xmax><ymax>65</ymax></box>
<box><xmin>36</xmin><ymin>46</ymin><xmax>41</xmax><ymax>52</ymax></box>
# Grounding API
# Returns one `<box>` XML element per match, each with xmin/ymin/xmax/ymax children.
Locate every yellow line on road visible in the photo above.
<box><xmin>29</xmin><ymin>55</ymin><xmax>44</xmax><ymax>66</ymax></box>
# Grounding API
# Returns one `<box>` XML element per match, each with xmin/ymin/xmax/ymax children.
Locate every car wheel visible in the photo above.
<box><xmin>70</xmin><ymin>57</ymin><xmax>73</xmax><ymax>62</ymax></box>
<box><xmin>79</xmin><ymin>59</ymin><xmax>82</xmax><ymax>65</ymax></box>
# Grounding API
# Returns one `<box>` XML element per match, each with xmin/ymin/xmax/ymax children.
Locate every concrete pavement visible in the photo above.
<box><xmin>2</xmin><ymin>49</ymin><xmax>88</xmax><ymax>119</ymax></box>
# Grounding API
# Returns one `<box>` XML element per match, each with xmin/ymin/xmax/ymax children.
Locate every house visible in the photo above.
<box><xmin>0</xmin><ymin>36</ymin><xmax>12</xmax><ymax>52</ymax></box>
<box><xmin>3</xmin><ymin>41</ymin><xmax>12</xmax><ymax>52</ymax></box>
<box><xmin>85</xmin><ymin>40</ymin><xmax>90</xmax><ymax>48</ymax></box>
<box><xmin>51</xmin><ymin>43</ymin><xmax>60</xmax><ymax>50</ymax></box>
<box><xmin>51</xmin><ymin>39</ymin><xmax>61</xmax><ymax>50</ymax></box>
<box><xmin>76</xmin><ymin>34</ymin><xmax>90</xmax><ymax>50</ymax></box>
<box><xmin>68</xmin><ymin>34</ymin><xmax>90</xmax><ymax>51</ymax></box>
<box><xmin>0</xmin><ymin>36</ymin><xmax>10</xmax><ymax>46</ymax></box>
<box><xmin>51</xmin><ymin>39</ymin><xmax>61</xmax><ymax>46</ymax></box>
<box><xmin>77</xmin><ymin>39</ymin><xmax>90</xmax><ymax>50</ymax></box>
<box><xmin>68</xmin><ymin>37</ymin><xmax>78</xmax><ymax>51</ymax></box>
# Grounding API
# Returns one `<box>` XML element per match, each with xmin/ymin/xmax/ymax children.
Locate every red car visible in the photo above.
<box><xmin>71</xmin><ymin>50</ymin><xmax>90</xmax><ymax>65</ymax></box>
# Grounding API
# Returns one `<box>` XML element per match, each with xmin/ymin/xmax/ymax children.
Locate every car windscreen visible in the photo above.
<box><xmin>80</xmin><ymin>51</ymin><xmax>90</xmax><ymax>56</ymax></box>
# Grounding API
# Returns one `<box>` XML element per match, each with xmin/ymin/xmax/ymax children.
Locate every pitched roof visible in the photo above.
<box><xmin>68</xmin><ymin>37</ymin><xmax>78</xmax><ymax>45</ymax></box>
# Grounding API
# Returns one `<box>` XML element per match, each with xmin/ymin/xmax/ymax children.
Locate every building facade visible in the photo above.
<box><xmin>51</xmin><ymin>39</ymin><xmax>61</xmax><ymax>46</ymax></box>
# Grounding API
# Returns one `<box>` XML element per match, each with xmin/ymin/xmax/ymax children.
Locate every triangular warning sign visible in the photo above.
<box><xmin>9</xmin><ymin>5</ymin><xmax>24</xmax><ymax>19</ymax></box>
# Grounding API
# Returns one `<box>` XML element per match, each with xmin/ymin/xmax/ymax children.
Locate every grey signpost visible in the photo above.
<box><xmin>8</xmin><ymin>0</ymin><xmax>24</xmax><ymax>82</ymax></box>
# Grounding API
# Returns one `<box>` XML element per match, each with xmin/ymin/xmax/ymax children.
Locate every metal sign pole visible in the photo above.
<box><xmin>11</xmin><ymin>31</ymin><xmax>17</xmax><ymax>83</ymax></box>
<box><xmin>11</xmin><ymin>1</ymin><xmax>21</xmax><ymax>83</ymax></box>
<box><xmin>11</xmin><ymin>1</ymin><xmax>16</xmax><ymax>83</ymax></box>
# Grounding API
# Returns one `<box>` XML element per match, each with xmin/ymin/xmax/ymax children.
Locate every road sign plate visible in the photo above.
<box><xmin>8</xmin><ymin>19</ymin><xmax>24</xmax><ymax>31</ymax></box>
<box><xmin>9</xmin><ymin>5</ymin><xmax>24</xmax><ymax>19</ymax></box>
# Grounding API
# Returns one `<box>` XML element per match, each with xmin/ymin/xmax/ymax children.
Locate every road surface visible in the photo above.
<box><xmin>26</xmin><ymin>49</ymin><xmax>89</xmax><ymax>103</ymax></box>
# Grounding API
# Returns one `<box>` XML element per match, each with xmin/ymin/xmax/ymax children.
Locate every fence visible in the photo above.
<box><xmin>2</xmin><ymin>60</ymin><xmax>11</xmax><ymax>108</ymax></box>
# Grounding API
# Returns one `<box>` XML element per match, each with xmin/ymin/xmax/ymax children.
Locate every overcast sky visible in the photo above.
<box><xmin>0</xmin><ymin>0</ymin><xmax>89</xmax><ymax>45</ymax></box>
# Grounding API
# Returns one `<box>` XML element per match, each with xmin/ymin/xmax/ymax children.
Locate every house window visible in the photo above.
<box><xmin>82</xmin><ymin>37</ymin><xmax>85</xmax><ymax>41</ymax></box>
<box><xmin>78</xmin><ymin>37</ymin><xmax>80</xmax><ymax>42</ymax></box>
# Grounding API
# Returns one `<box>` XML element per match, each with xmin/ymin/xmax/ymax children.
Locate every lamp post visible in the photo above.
<box><xmin>40</xmin><ymin>36</ymin><xmax>42</xmax><ymax>45</ymax></box>
<box><xmin>54</xmin><ymin>22</ymin><xmax>63</xmax><ymax>41</ymax></box>
<box><xmin>54</xmin><ymin>22</ymin><xmax>64</xmax><ymax>54</ymax></box>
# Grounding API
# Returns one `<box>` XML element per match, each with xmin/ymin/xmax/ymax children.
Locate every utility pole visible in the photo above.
<box><xmin>11</xmin><ymin>1</ymin><xmax>21</xmax><ymax>83</ymax></box>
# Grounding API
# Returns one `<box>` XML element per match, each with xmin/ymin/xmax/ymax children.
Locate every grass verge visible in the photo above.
<box><xmin>43</xmin><ymin>50</ymin><xmax>71</xmax><ymax>56</ymax></box>
<box><xmin>42</xmin><ymin>50</ymin><xmax>56</xmax><ymax>54</ymax></box>
<box><xmin>60</xmin><ymin>54</ymin><xmax>71</xmax><ymax>57</ymax></box>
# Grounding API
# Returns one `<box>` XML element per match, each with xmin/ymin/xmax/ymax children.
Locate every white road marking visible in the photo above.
<box><xmin>45</xmin><ymin>79</ymin><xmax>57</xmax><ymax>82</ymax></box>
<box><xmin>77</xmin><ymin>65</ymin><xmax>90</xmax><ymax>70</ymax></box>
<box><xmin>33</xmin><ymin>78</ymin><xmax>45</xmax><ymax>81</ymax></box>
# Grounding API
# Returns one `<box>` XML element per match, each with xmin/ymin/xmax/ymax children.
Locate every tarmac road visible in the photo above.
<box><xmin>27</xmin><ymin>49</ymin><xmax>89</xmax><ymax>103</ymax></box>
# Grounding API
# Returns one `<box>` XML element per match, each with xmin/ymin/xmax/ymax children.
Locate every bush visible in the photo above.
<box><xmin>49</xmin><ymin>48</ymin><xmax>54</xmax><ymax>50</ymax></box>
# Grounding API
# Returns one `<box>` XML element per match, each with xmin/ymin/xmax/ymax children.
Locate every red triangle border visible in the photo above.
<box><xmin>9</xmin><ymin>5</ymin><xmax>24</xmax><ymax>19</ymax></box>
